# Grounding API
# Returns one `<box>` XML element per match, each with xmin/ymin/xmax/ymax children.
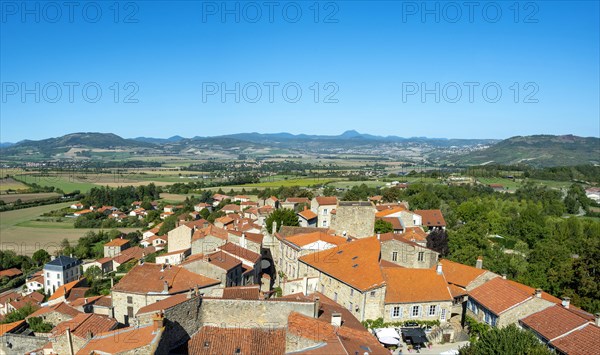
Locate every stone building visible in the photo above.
<box><xmin>190</xmin><ymin>225</ymin><xmax>229</xmax><ymax>255</ymax></box>
<box><xmin>379</xmin><ymin>233</ymin><xmax>439</xmax><ymax>268</ymax></box>
<box><xmin>330</xmin><ymin>201</ymin><xmax>377</xmax><ymax>238</ymax></box>
<box><xmin>310</xmin><ymin>196</ymin><xmax>338</xmax><ymax>228</ymax></box>
<box><xmin>103</xmin><ymin>237</ymin><xmax>130</xmax><ymax>258</ymax></box>
<box><xmin>168</xmin><ymin>220</ymin><xmax>209</xmax><ymax>253</ymax></box>
<box><xmin>180</xmin><ymin>251</ymin><xmax>243</xmax><ymax>287</ymax></box>
<box><xmin>218</xmin><ymin>242</ymin><xmax>262</xmax><ymax>285</ymax></box>
<box><xmin>43</xmin><ymin>255</ymin><xmax>82</xmax><ymax>294</ymax></box>
<box><xmin>110</xmin><ymin>263</ymin><xmax>220</xmax><ymax>325</ymax></box>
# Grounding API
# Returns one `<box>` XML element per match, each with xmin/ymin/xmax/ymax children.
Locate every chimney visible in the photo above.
<box><xmin>475</xmin><ymin>256</ymin><xmax>483</xmax><ymax>269</ymax></box>
<box><xmin>66</xmin><ymin>327</ymin><xmax>75</xmax><ymax>355</ymax></box>
<box><xmin>241</xmin><ymin>233</ymin><xmax>247</xmax><ymax>249</ymax></box>
<box><xmin>562</xmin><ymin>297</ymin><xmax>570</xmax><ymax>309</ymax></box>
<box><xmin>153</xmin><ymin>312</ymin><xmax>164</xmax><ymax>331</ymax></box>
<box><xmin>534</xmin><ymin>289</ymin><xmax>542</xmax><ymax>298</ymax></box>
<box><xmin>314</xmin><ymin>297</ymin><xmax>320</xmax><ymax>318</ymax></box>
<box><xmin>595</xmin><ymin>313</ymin><xmax>600</xmax><ymax>327</ymax></box>
<box><xmin>110</xmin><ymin>277</ymin><xmax>114</xmax><ymax>288</ymax></box>
<box><xmin>502</xmin><ymin>274</ymin><xmax>507</xmax><ymax>280</ymax></box>
<box><xmin>161</xmin><ymin>264</ymin><xmax>166</xmax><ymax>272</ymax></box>
<box><xmin>376</xmin><ymin>233</ymin><xmax>380</xmax><ymax>240</ymax></box>
<box><xmin>303</xmin><ymin>277</ymin><xmax>308</xmax><ymax>296</ymax></box>
<box><xmin>84</xmin><ymin>298</ymin><xmax>88</xmax><ymax>304</ymax></box>
<box><xmin>436</xmin><ymin>262</ymin><xmax>443</xmax><ymax>275</ymax></box>
<box><xmin>51</xmin><ymin>255</ymin><xmax>56</xmax><ymax>261</ymax></box>
<box><xmin>187</xmin><ymin>288</ymin><xmax>193</xmax><ymax>299</ymax></box>
<box><xmin>163</xmin><ymin>281</ymin><xmax>169</xmax><ymax>293</ymax></box>
<box><xmin>272</xmin><ymin>221</ymin><xmax>278</xmax><ymax>234</ymax></box>
<box><xmin>70</xmin><ymin>253</ymin><xmax>73</xmax><ymax>259</ymax></box>
<box><xmin>331</xmin><ymin>312</ymin><xmax>342</xmax><ymax>327</ymax></box>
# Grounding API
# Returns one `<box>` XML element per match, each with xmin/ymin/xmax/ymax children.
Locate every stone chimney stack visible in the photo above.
<box><xmin>272</xmin><ymin>221</ymin><xmax>278</xmax><ymax>234</ymax></box>
<box><xmin>241</xmin><ymin>233</ymin><xmax>247</xmax><ymax>249</ymax></box>
<box><xmin>534</xmin><ymin>289</ymin><xmax>542</xmax><ymax>298</ymax></box>
<box><xmin>331</xmin><ymin>312</ymin><xmax>342</xmax><ymax>327</ymax></box>
<box><xmin>562</xmin><ymin>297</ymin><xmax>570</xmax><ymax>309</ymax></box>
<box><xmin>436</xmin><ymin>262</ymin><xmax>443</xmax><ymax>275</ymax></box>
<box><xmin>595</xmin><ymin>313</ymin><xmax>600</xmax><ymax>327</ymax></box>
<box><xmin>376</xmin><ymin>233</ymin><xmax>380</xmax><ymax>240</ymax></box>
<box><xmin>153</xmin><ymin>312</ymin><xmax>164</xmax><ymax>331</ymax></box>
<box><xmin>163</xmin><ymin>281</ymin><xmax>169</xmax><ymax>293</ymax></box>
<box><xmin>475</xmin><ymin>256</ymin><xmax>483</xmax><ymax>269</ymax></box>
<box><xmin>502</xmin><ymin>274</ymin><xmax>507</xmax><ymax>280</ymax></box>
<box><xmin>314</xmin><ymin>297</ymin><xmax>320</xmax><ymax>318</ymax></box>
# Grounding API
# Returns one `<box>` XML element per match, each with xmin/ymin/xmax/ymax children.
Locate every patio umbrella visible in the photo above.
<box><xmin>379</xmin><ymin>336</ymin><xmax>400</xmax><ymax>345</ymax></box>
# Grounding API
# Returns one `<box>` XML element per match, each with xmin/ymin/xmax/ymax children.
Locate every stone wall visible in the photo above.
<box><xmin>199</xmin><ymin>298</ymin><xmax>315</xmax><ymax>329</ymax></box>
<box><xmin>168</xmin><ymin>225</ymin><xmax>194</xmax><ymax>253</ymax></box>
<box><xmin>38</xmin><ymin>310</ymin><xmax>76</xmax><ymax>327</ymax></box>
<box><xmin>497</xmin><ymin>298</ymin><xmax>554</xmax><ymax>328</ymax></box>
<box><xmin>383</xmin><ymin>301</ymin><xmax>453</xmax><ymax>323</ymax></box>
<box><xmin>465</xmin><ymin>272</ymin><xmax>498</xmax><ymax>291</ymax></box>
<box><xmin>112</xmin><ymin>290</ymin><xmax>171</xmax><ymax>325</ymax></box>
<box><xmin>380</xmin><ymin>239</ymin><xmax>439</xmax><ymax>269</ymax></box>
<box><xmin>330</xmin><ymin>202</ymin><xmax>376</xmax><ymax>238</ymax></box>
<box><xmin>282</xmin><ymin>277</ymin><xmax>319</xmax><ymax>296</ymax></box>
<box><xmin>285</xmin><ymin>331</ymin><xmax>321</xmax><ymax>353</ymax></box>
<box><xmin>0</xmin><ymin>334</ymin><xmax>49</xmax><ymax>355</ymax></box>
<box><xmin>181</xmin><ymin>258</ymin><xmax>232</xmax><ymax>286</ymax></box>
<box><xmin>191</xmin><ymin>236</ymin><xmax>226</xmax><ymax>255</ymax></box>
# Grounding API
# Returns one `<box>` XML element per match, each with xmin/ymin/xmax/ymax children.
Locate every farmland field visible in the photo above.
<box><xmin>0</xmin><ymin>192</ymin><xmax>61</xmax><ymax>203</ymax></box>
<box><xmin>0</xmin><ymin>177</ymin><xmax>30</xmax><ymax>192</ymax></box>
<box><xmin>0</xmin><ymin>202</ymin><xmax>138</xmax><ymax>256</ymax></box>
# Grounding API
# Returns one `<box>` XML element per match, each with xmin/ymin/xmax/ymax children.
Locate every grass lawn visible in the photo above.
<box><xmin>477</xmin><ymin>177</ymin><xmax>522</xmax><ymax>191</ymax></box>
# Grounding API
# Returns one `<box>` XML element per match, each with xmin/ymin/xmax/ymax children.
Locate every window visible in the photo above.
<box><xmin>323</xmin><ymin>208</ymin><xmax>328</xmax><ymax>215</ymax></box>
<box><xmin>127</xmin><ymin>296</ymin><xmax>133</xmax><ymax>304</ymax></box>
<box><xmin>411</xmin><ymin>305</ymin><xmax>420</xmax><ymax>317</ymax></box>
<box><xmin>57</xmin><ymin>274</ymin><xmax>61</xmax><ymax>279</ymax></box>
<box><xmin>322</xmin><ymin>220</ymin><xmax>328</xmax><ymax>227</ymax></box>
<box><xmin>46</xmin><ymin>272</ymin><xmax>49</xmax><ymax>278</ymax></box>
<box><xmin>428</xmin><ymin>305</ymin><xmax>437</xmax><ymax>316</ymax></box>
<box><xmin>417</xmin><ymin>252</ymin><xmax>424</xmax><ymax>262</ymax></box>
<box><xmin>127</xmin><ymin>306</ymin><xmax>134</xmax><ymax>318</ymax></box>
<box><xmin>334</xmin><ymin>292</ymin><xmax>338</xmax><ymax>302</ymax></box>
<box><xmin>370</xmin><ymin>291</ymin><xmax>376</xmax><ymax>297</ymax></box>
<box><xmin>348</xmin><ymin>302</ymin><xmax>353</xmax><ymax>311</ymax></box>
<box><xmin>350</xmin><ymin>289</ymin><xmax>354</xmax><ymax>296</ymax></box>
<box><xmin>46</xmin><ymin>280</ymin><xmax>50</xmax><ymax>285</ymax></box>
<box><xmin>391</xmin><ymin>306</ymin><xmax>401</xmax><ymax>318</ymax></box>
<box><xmin>321</xmin><ymin>284</ymin><xmax>325</xmax><ymax>293</ymax></box>
<box><xmin>392</xmin><ymin>251</ymin><xmax>398</xmax><ymax>262</ymax></box>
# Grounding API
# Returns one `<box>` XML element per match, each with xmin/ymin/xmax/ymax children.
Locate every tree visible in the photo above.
<box><xmin>374</xmin><ymin>219</ymin><xmax>393</xmax><ymax>234</ymax></box>
<box><xmin>158</xmin><ymin>215</ymin><xmax>177</xmax><ymax>235</ymax></box>
<box><xmin>426</xmin><ymin>229</ymin><xmax>449</xmax><ymax>257</ymax></box>
<box><xmin>32</xmin><ymin>249</ymin><xmax>51</xmax><ymax>266</ymax></box>
<box><xmin>459</xmin><ymin>324</ymin><xmax>551</xmax><ymax>355</ymax></box>
<box><xmin>28</xmin><ymin>317</ymin><xmax>53</xmax><ymax>333</ymax></box>
<box><xmin>84</xmin><ymin>265</ymin><xmax>102</xmax><ymax>281</ymax></box>
<box><xmin>323</xmin><ymin>185</ymin><xmax>337</xmax><ymax>197</ymax></box>
<box><xmin>265</xmin><ymin>208</ymin><xmax>299</xmax><ymax>234</ymax></box>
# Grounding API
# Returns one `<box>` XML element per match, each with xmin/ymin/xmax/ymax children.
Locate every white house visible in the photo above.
<box><xmin>43</xmin><ymin>255</ymin><xmax>82</xmax><ymax>294</ymax></box>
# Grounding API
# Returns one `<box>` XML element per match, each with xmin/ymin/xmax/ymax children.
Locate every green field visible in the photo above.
<box><xmin>0</xmin><ymin>202</ymin><xmax>137</xmax><ymax>256</ymax></box>
<box><xmin>0</xmin><ymin>178</ymin><xmax>30</xmax><ymax>192</ymax></box>
<box><xmin>16</xmin><ymin>174</ymin><xmax>98</xmax><ymax>193</ymax></box>
<box><xmin>477</xmin><ymin>178</ymin><xmax>522</xmax><ymax>191</ymax></box>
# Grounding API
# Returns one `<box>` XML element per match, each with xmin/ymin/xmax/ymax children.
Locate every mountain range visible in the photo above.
<box><xmin>1</xmin><ymin>131</ymin><xmax>598</xmax><ymax>167</ymax></box>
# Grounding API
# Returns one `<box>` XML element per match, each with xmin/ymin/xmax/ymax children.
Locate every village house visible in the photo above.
<box><xmin>103</xmin><ymin>237</ymin><xmax>130</xmax><ymax>258</ymax></box>
<box><xmin>140</xmin><ymin>234</ymin><xmax>168</xmax><ymax>250</ymax></box>
<box><xmin>264</xmin><ymin>196</ymin><xmax>279</xmax><ymax>209</ymax></box>
<box><xmin>70</xmin><ymin>203</ymin><xmax>84</xmax><ymax>210</ymax></box>
<box><xmin>378</xmin><ymin>232</ymin><xmax>439</xmax><ymax>268</ymax></box>
<box><xmin>190</xmin><ymin>225</ymin><xmax>229</xmax><ymax>254</ymax></box>
<box><xmin>43</xmin><ymin>255</ymin><xmax>82</xmax><ymax>294</ymax></box>
<box><xmin>233</xmin><ymin>195</ymin><xmax>250</xmax><ymax>202</ymax></box>
<box><xmin>26</xmin><ymin>302</ymin><xmax>82</xmax><ymax>327</ymax></box>
<box><xmin>25</xmin><ymin>271</ymin><xmax>44</xmax><ymax>294</ymax></box>
<box><xmin>194</xmin><ymin>202</ymin><xmax>212</xmax><ymax>212</ymax></box>
<box><xmin>281</xmin><ymin>197</ymin><xmax>310</xmax><ymax>210</ymax></box>
<box><xmin>168</xmin><ymin>220</ymin><xmax>208</xmax><ymax>252</ymax></box>
<box><xmin>82</xmin><ymin>256</ymin><xmax>113</xmax><ymax>274</ymax></box>
<box><xmin>414</xmin><ymin>209</ymin><xmax>446</xmax><ymax>230</ymax></box>
<box><xmin>0</xmin><ymin>268</ymin><xmax>22</xmax><ymax>280</ymax></box>
<box><xmin>466</xmin><ymin>276</ymin><xmax>554</xmax><ymax>327</ymax></box>
<box><xmin>75</xmin><ymin>319</ymin><xmax>165</xmax><ymax>354</ymax></box>
<box><xmin>50</xmin><ymin>313</ymin><xmax>119</xmax><ymax>354</ymax></box>
<box><xmin>180</xmin><ymin>251</ymin><xmax>243</xmax><ymax>287</ymax></box>
<box><xmin>111</xmin><ymin>263</ymin><xmax>220</xmax><ymax>325</ymax></box>
<box><xmin>212</xmin><ymin>193</ymin><xmax>231</xmax><ymax>207</ymax></box>
<box><xmin>155</xmin><ymin>248</ymin><xmax>190</xmax><ymax>265</ymax></box>
<box><xmin>221</xmin><ymin>204</ymin><xmax>242</xmax><ymax>214</ymax></box>
<box><xmin>310</xmin><ymin>196</ymin><xmax>338</xmax><ymax>228</ymax></box>
<box><xmin>297</xmin><ymin>207</ymin><xmax>318</xmax><ymax>227</ymax></box>
<box><xmin>218</xmin><ymin>242</ymin><xmax>262</xmax><ymax>285</ymax></box>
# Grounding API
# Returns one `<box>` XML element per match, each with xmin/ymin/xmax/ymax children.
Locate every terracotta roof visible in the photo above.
<box><xmin>0</xmin><ymin>292</ymin><xmax>21</xmax><ymax>304</ymax></box>
<box><xmin>77</xmin><ymin>324</ymin><xmax>162</xmax><ymax>355</ymax></box>
<box><xmin>24</xmin><ymin>291</ymin><xmax>44</xmax><ymax>304</ymax></box>
<box><xmin>0</xmin><ymin>320</ymin><xmax>25</xmax><ymax>336</ymax></box>
<box><xmin>93</xmin><ymin>296</ymin><xmax>112</xmax><ymax>308</ymax></box>
<box><xmin>285</xmin><ymin>231</ymin><xmax>348</xmax><ymax>249</ymax></box>
<box><xmin>282</xmin><ymin>292</ymin><xmax>364</xmax><ymax>331</ymax></box>
<box><xmin>192</xmin><ymin>225</ymin><xmax>228</xmax><ymax>242</ymax></box>
<box><xmin>267</xmin><ymin>196</ymin><xmax>278</xmax><ymax>202</ymax></box>
<box><xmin>370</xmin><ymin>195</ymin><xmax>383</xmax><ymax>201</ymax></box>
<box><xmin>400</xmin><ymin>227</ymin><xmax>428</xmax><ymax>243</ymax></box>
<box><xmin>215</xmin><ymin>216</ymin><xmax>235</xmax><ymax>225</ymax></box>
<box><xmin>221</xmin><ymin>204</ymin><xmax>241</xmax><ymax>212</ymax></box>
<box><xmin>286</xmin><ymin>197</ymin><xmax>310</xmax><ymax>204</ymax></box>
<box><xmin>315</xmin><ymin>196</ymin><xmax>338</xmax><ymax>206</ymax></box>
<box><xmin>220</xmin><ymin>242</ymin><xmax>261</xmax><ymax>263</ymax></box>
<box><xmin>184</xmin><ymin>219</ymin><xmax>208</xmax><ymax>229</ymax></box>
<box><xmin>137</xmin><ymin>293</ymin><xmax>193</xmax><ymax>315</ymax></box>
<box><xmin>378</xmin><ymin>216</ymin><xmax>403</xmax><ymax>230</ymax></box>
<box><xmin>28</xmin><ymin>302</ymin><xmax>82</xmax><ymax>319</ymax></box>
<box><xmin>112</xmin><ymin>263</ymin><xmax>220</xmax><ymax>294</ymax></box>
<box><xmin>0</xmin><ymin>268</ymin><xmax>22</xmax><ymax>278</ymax></box>
<box><xmin>298</xmin><ymin>209</ymin><xmax>318</xmax><ymax>220</ymax></box>
<box><xmin>520</xmin><ymin>305</ymin><xmax>590</xmax><ymax>341</ymax></box>
<box><xmin>448</xmin><ymin>284</ymin><xmax>467</xmax><ymax>298</ymax></box>
<box><xmin>550</xmin><ymin>324</ymin><xmax>600</xmax><ymax>355</ymax></box>
<box><xmin>383</xmin><ymin>268</ymin><xmax>452</xmax><ymax>303</ymax></box>
<box><xmin>113</xmin><ymin>246</ymin><xmax>154</xmax><ymax>265</ymax></box>
<box><xmin>66</xmin><ymin>287</ymin><xmax>89</xmax><ymax>302</ymax></box>
<box><xmin>415</xmin><ymin>209</ymin><xmax>446</xmax><ymax>227</ymax></box>
<box><xmin>69</xmin><ymin>295</ymin><xmax>103</xmax><ymax>308</ymax></box>
<box><xmin>188</xmin><ymin>326</ymin><xmax>286</xmax><ymax>355</ymax></box>
<box><xmin>299</xmin><ymin>237</ymin><xmax>385</xmax><ymax>291</ymax></box>
<box><xmin>277</xmin><ymin>226</ymin><xmax>334</xmax><ymax>239</ymax></box>
<box><xmin>49</xmin><ymin>279</ymin><xmax>85</xmax><ymax>301</ymax></box>
<box><xmin>53</xmin><ymin>313</ymin><xmax>117</xmax><ymax>338</ymax></box>
<box><xmin>221</xmin><ymin>285</ymin><xmax>262</xmax><ymax>300</ymax></box>
<box><xmin>438</xmin><ymin>259</ymin><xmax>487</xmax><ymax>288</ymax></box>
<box><xmin>205</xmin><ymin>250</ymin><xmax>242</xmax><ymax>271</ymax></box>
<box><xmin>378</xmin><ymin>232</ymin><xmax>431</xmax><ymax>250</ymax></box>
<box><xmin>505</xmin><ymin>279</ymin><xmax>563</xmax><ymax>305</ymax></box>
<box><xmin>375</xmin><ymin>207</ymin><xmax>406</xmax><ymax>217</ymax></box>
<box><xmin>287</xmin><ymin>312</ymin><xmax>388</xmax><ymax>355</ymax></box>
<box><xmin>469</xmin><ymin>277</ymin><xmax>532</xmax><ymax>316</ymax></box>
<box><xmin>228</xmin><ymin>230</ymin><xmax>264</xmax><ymax>244</ymax></box>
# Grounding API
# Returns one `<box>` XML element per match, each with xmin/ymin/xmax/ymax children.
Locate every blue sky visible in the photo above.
<box><xmin>1</xmin><ymin>1</ymin><xmax>599</xmax><ymax>142</ymax></box>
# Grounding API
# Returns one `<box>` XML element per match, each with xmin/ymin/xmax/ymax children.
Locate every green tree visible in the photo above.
<box><xmin>265</xmin><ymin>208</ymin><xmax>299</xmax><ymax>234</ymax></box>
<box><xmin>374</xmin><ymin>219</ymin><xmax>393</xmax><ymax>234</ymax></box>
<box><xmin>459</xmin><ymin>324</ymin><xmax>551</xmax><ymax>355</ymax></box>
<box><xmin>84</xmin><ymin>265</ymin><xmax>103</xmax><ymax>281</ymax></box>
<box><xmin>32</xmin><ymin>249</ymin><xmax>51</xmax><ymax>266</ymax></box>
<box><xmin>322</xmin><ymin>185</ymin><xmax>337</xmax><ymax>196</ymax></box>
<box><xmin>426</xmin><ymin>229</ymin><xmax>449</xmax><ymax>257</ymax></box>
<box><xmin>27</xmin><ymin>317</ymin><xmax>53</xmax><ymax>333</ymax></box>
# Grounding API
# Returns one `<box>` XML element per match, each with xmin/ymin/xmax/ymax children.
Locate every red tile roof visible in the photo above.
<box><xmin>299</xmin><ymin>237</ymin><xmax>385</xmax><ymax>291</ymax></box>
<box><xmin>469</xmin><ymin>277</ymin><xmax>532</xmax><ymax>315</ymax></box>
<box><xmin>285</xmin><ymin>231</ymin><xmax>348</xmax><ymax>249</ymax></box>
<box><xmin>550</xmin><ymin>324</ymin><xmax>600</xmax><ymax>355</ymax></box>
<box><xmin>520</xmin><ymin>305</ymin><xmax>590</xmax><ymax>341</ymax></box>
<box><xmin>415</xmin><ymin>209</ymin><xmax>446</xmax><ymax>227</ymax></box>
<box><xmin>53</xmin><ymin>313</ymin><xmax>117</xmax><ymax>338</ymax></box>
<box><xmin>220</xmin><ymin>242</ymin><xmax>261</xmax><ymax>263</ymax></box>
<box><xmin>315</xmin><ymin>196</ymin><xmax>338</xmax><ymax>206</ymax></box>
<box><xmin>76</xmin><ymin>324</ymin><xmax>162</xmax><ymax>355</ymax></box>
<box><xmin>383</xmin><ymin>268</ymin><xmax>452</xmax><ymax>303</ymax></box>
<box><xmin>0</xmin><ymin>320</ymin><xmax>25</xmax><ymax>336</ymax></box>
<box><xmin>192</xmin><ymin>225</ymin><xmax>228</xmax><ymax>242</ymax></box>
<box><xmin>112</xmin><ymin>263</ymin><xmax>220</xmax><ymax>294</ymax></box>
<box><xmin>221</xmin><ymin>285</ymin><xmax>262</xmax><ymax>300</ymax></box>
<box><xmin>49</xmin><ymin>279</ymin><xmax>85</xmax><ymax>301</ymax></box>
<box><xmin>286</xmin><ymin>197</ymin><xmax>310</xmax><ymax>204</ymax></box>
<box><xmin>438</xmin><ymin>259</ymin><xmax>487</xmax><ymax>288</ymax></box>
<box><xmin>28</xmin><ymin>302</ymin><xmax>82</xmax><ymax>319</ymax></box>
<box><xmin>378</xmin><ymin>216</ymin><xmax>403</xmax><ymax>230</ymax></box>
<box><xmin>401</xmin><ymin>226</ymin><xmax>428</xmax><ymax>242</ymax></box>
<box><xmin>375</xmin><ymin>206</ymin><xmax>406</xmax><ymax>217</ymax></box>
<box><xmin>188</xmin><ymin>326</ymin><xmax>286</xmax><ymax>355</ymax></box>
<box><xmin>298</xmin><ymin>209</ymin><xmax>318</xmax><ymax>220</ymax></box>
<box><xmin>506</xmin><ymin>279</ymin><xmax>562</xmax><ymax>305</ymax></box>
<box><xmin>281</xmin><ymin>292</ymin><xmax>364</xmax><ymax>331</ymax></box>
<box><xmin>137</xmin><ymin>293</ymin><xmax>193</xmax><ymax>315</ymax></box>
<box><xmin>0</xmin><ymin>268</ymin><xmax>22</xmax><ymax>278</ymax></box>
<box><xmin>205</xmin><ymin>250</ymin><xmax>242</xmax><ymax>271</ymax></box>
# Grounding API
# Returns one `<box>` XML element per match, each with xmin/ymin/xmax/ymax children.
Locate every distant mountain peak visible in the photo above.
<box><xmin>340</xmin><ymin>130</ymin><xmax>362</xmax><ymax>138</ymax></box>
